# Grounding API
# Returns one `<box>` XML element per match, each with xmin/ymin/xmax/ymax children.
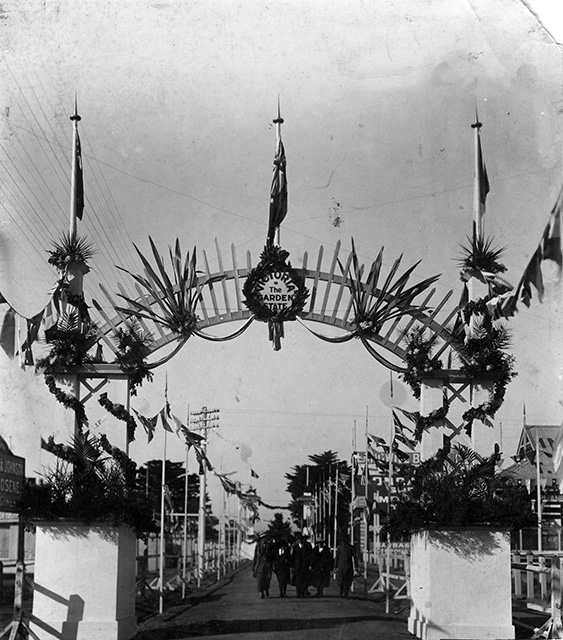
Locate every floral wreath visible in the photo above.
<box><xmin>242</xmin><ymin>244</ymin><xmax>309</xmax><ymax>322</ymax></box>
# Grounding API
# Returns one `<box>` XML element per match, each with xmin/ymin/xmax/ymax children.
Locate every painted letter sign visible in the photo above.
<box><xmin>243</xmin><ymin>245</ymin><xmax>308</xmax><ymax>322</ymax></box>
<box><xmin>0</xmin><ymin>452</ymin><xmax>25</xmax><ymax>513</ymax></box>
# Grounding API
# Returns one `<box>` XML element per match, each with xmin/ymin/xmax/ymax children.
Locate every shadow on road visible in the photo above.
<box><xmin>140</xmin><ymin>614</ymin><xmax>394</xmax><ymax>638</ymax></box>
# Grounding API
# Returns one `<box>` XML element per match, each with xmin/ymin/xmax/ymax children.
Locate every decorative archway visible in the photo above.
<box><xmin>92</xmin><ymin>238</ymin><xmax>462</xmax><ymax>374</ymax></box>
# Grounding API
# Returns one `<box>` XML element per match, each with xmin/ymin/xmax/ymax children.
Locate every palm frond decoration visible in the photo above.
<box><xmin>342</xmin><ymin>240</ymin><xmax>440</xmax><ymax>336</ymax></box>
<box><xmin>458</xmin><ymin>235</ymin><xmax>506</xmax><ymax>274</ymax></box>
<box><xmin>48</xmin><ymin>232</ymin><xmax>96</xmax><ymax>271</ymax></box>
<box><xmin>116</xmin><ymin>238</ymin><xmax>204</xmax><ymax>338</ymax></box>
<box><xmin>386</xmin><ymin>443</ymin><xmax>535</xmax><ymax>535</ymax></box>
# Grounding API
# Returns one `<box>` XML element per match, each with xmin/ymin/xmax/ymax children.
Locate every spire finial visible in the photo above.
<box><xmin>471</xmin><ymin>103</ymin><xmax>482</xmax><ymax>129</ymax></box>
<box><xmin>70</xmin><ymin>93</ymin><xmax>81</xmax><ymax>123</ymax></box>
<box><xmin>273</xmin><ymin>95</ymin><xmax>284</xmax><ymax>125</ymax></box>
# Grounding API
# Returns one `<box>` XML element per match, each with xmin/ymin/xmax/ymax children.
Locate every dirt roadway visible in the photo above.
<box><xmin>135</xmin><ymin>563</ymin><xmax>413</xmax><ymax>640</ymax></box>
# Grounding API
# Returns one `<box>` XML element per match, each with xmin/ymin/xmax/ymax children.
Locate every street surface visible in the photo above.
<box><xmin>135</xmin><ymin>562</ymin><xmax>413</xmax><ymax>640</ymax></box>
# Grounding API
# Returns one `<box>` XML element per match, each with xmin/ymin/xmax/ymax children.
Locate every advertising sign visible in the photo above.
<box><xmin>0</xmin><ymin>452</ymin><xmax>25</xmax><ymax>513</ymax></box>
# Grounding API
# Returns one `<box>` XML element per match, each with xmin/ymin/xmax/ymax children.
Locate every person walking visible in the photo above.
<box><xmin>291</xmin><ymin>532</ymin><xmax>312</xmax><ymax>598</ymax></box>
<box><xmin>252</xmin><ymin>535</ymin><xmax>274</xmax><ymax>599</ymax></box>
<box><xmin>309</xmin><ymin>539</ymin><xmax>333</xmax><ymax>597</ymax></box>
<box><xmin>335</xmin><ymin>536</ymin><xmax>357</xmax><ymax>598</ymax></box>
<box><xmin>272</xmin><ymin>538</ymin><xmax>292</xmax><ymax>597</ymax></box>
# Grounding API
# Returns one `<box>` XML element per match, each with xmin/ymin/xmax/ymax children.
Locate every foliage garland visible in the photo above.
<box><xmin>401</xmin><ymin>326</ymin><xmax>444</xmax><ymax>400</ymax></box>
<box><xmin>407</xmin><ymin>401</ymin><xmax>451</xmax><ymax>442</ymax></box>
<box><xmin>43</xmin><ymin>374</ymin><xmax>88</xmax><ymax>428</ymax></box>
<box><xmin>112</xmin><ymin>321</ymin><xmax>154</xmax><ymax>395</ymax></box>
<box><xmin>456</xmin><ymin>323</ymin><xmax>516</xmax><ymax>434</ymax></box>
<box><xmin>242</xmin><ymin>244</ymin><xmax>309</xmax><ymax>322</ymax></box>
<box><xmin>98</xmin><ymin>392</ymin><xmax>137</xmax><ymax>443</ymax></box>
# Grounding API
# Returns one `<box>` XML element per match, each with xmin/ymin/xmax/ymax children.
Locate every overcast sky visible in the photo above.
<box><xmin>0</xmin><ymin>0</ymin><xmax>561</xmax><ymax>521</ymax></box>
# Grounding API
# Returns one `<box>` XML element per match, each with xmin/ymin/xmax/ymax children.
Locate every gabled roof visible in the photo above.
<box><xmin>516</xmin><ymin>424</ymin><xmax>561</xmax><ymax>460</ymax></box>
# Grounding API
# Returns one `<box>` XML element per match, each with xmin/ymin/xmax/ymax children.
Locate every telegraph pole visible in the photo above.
<box><xmin>190</xmin><ymin>406</ymin><xmax>220</xmax><ymax>587</ymax></box>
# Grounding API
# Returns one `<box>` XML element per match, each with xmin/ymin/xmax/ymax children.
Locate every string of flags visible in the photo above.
<box><xmin>0</xmin><ymin>279</ymin><xmax>72</xmax><ymax>368</ymax></box>
<box><xmin>490</xmin><ymin>188</ymin><xmax>562</xmax><ymax>318</ymax></box>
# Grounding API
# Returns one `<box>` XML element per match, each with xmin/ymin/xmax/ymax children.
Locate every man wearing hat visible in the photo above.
<box><xmin>290</xmin><ymin>532</ymin><xmax>312</xmax><ymax>598</ymax></box>
<box><xmin>309</xmin><ymin>539</ymin><xmax>333</xmax><ymax>597</ymax></box>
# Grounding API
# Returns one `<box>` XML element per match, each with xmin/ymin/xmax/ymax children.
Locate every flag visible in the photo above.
<box><xmin>473</xmin><ymin>123</ymin><xmax>490</xmax><ymax>240</ymax></box>
<box><xmin>392</xmin><ymin>442</ymin><xmax>410</xmax><ymax>463</ymax></box>
<box><xmin>542</xmin><ymin>192</ymin><xmax>562</xmax><ymax>268</ymax></box>
<box><xmin>368</xmin><ymin>433</ymin><xmax>386</xmax><ymax>447</ymax></box>
<box><xmin>194</xmin><ymin>445</ymin><xmax>213</xmax><ymax>472</ymax></box>
<box><xmin>216</xmin><ymin>472</ymin><xmax>239</xmax><ymax>494</ymax></box>
<box><xmin>477</xmin><ymin>134</ymin><xmax>490</xmax><ymax>213</ymax></box>
<box><xmin>177</xmin><ymin>421</ymin><xmax>205</xmax><ymax>449</ymax></box>
<box><xmin>132</xmin><ymin>409</ymin><xmax>158</xmax><ymax>443</ymax></box>
<box><xmin>164</xmin><ymin>378</ymin><xmax>171</xmax><ymax>418</ymax></box>
<box><xmin>160</xmin><ymin>407</ymin><xmax>173</xmax><ymax>432</ymax></box>
<box><xmin>0</xmin><ymin>307</ymin><xmax>16</xmax><ymax>359</ymax></box>
<box><xmin>72</xmin><ymin>124</ymin><xmax>85</xmax><ymax>221</ymax></box>
<box><xmin>251</xmin><ymin>468</ymin><xmax>259</xmax><ymax>479</ymax></box>
<box><xmin>18</xmin><ymin>309</ymin><xmax>45</xmax><ymax>365</ymax></box>
<box><xmin>497</xmin><ymin>190</ymin><xmax>562</xmax><ymax>318</ymax></box>
<box><xmin>520</xmin><ymin>247</ymin><xmax>545</xmax><ymax>306</ymax></box>
<box><xmin>266</xmin><ymin>118</ymin><xmax>287</xmax><ymax>246</ymax></box>
<box><xmin>393</xmin><ymin>411</ymin><xmax>417</xmax><ymax>450</ymax></box>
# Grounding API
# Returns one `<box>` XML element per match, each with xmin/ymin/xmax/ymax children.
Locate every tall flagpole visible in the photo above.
<box><xmin>159</xmin><ymin>426</ymin><xmax>167</xmax><ymax>613</ymax></box>
<box><xmin>182</xmin><ymin>405</ymin><xmax>190</xmax><ymax>600</ymax></box>
<box><xmin>471</xmin><ymin>107</ymin><xmax>483</xmax><ymax>242</ymax></box>
<box><xmin>386</xmin><ymin>372</ymin><xmax>394</xmax><ymax>614</ymax></box>
<box><xmin>364</xmin><ymin>406</ymin><xmax>369</xmax><ymax>587</ymax></box>
<box><xmin>69</xmin><ymin>95</ymin><xmax>81</xmax><ymax>238</ymax></box>
<box><xmin>273</xmin><ymin>97</ymin><xmax>284</xmax><ymax>247</ymax></box>
<box><xmin>536</xmin><ymin>429</ymin><xmax>543</xmax><ymax>553</ymax></box>
<box><xmin>351</xmin><ymin>420</ymin><xmax>356</xmax><ymax>547</ymax></box>
<box><xmin>333</xmin><ymin>465</ymin><xmax>339</xmax><ymax>560</ymax></box>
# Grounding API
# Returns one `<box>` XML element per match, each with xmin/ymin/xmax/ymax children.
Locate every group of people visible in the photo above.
<box><xmin>252</xmin><ymin>532</ymin><xmax>358</xmax><ymax>599</ymax></box>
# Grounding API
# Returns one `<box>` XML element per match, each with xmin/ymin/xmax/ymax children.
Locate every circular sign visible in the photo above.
<box><xmin>254</xmin><ymin>272</ymin><xmax>297</xmax><ymax>313</ymax></box>
<box><xmin>379</xmin><ymin>379</ymin><xmax>407</xmax><ymax>407</ymax></box>
<box><xmin>243</xmin><ymin>247</ymin><xmax>309</xmax><ymax>322</ymax></box>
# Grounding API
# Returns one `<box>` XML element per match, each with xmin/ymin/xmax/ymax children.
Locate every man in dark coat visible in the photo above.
<box><xmin>309</xmin><ymin>539</ymin><xmax>333</xmax><ymax>597</ymax></box>
<box><xmin>291</xmin><ymin>532</ymin><xmax>312</xmax><ymax>598</ymax></box>
<box><xmin>335</xmin><ymin>536</ymin><xmax>357</xmax><ymax>598</ymax></box>
<box><xmin>272</xmin><ymin>538</ymin><xmax>292</xmax><ymax>597</ymax></box>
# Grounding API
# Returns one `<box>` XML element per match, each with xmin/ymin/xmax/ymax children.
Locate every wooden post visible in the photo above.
<box><xmin>527</xmin><ymin>552</ymin><xmax>535</xmax><ymax>600</ymax></box>
<box><xmin>13</xmin><ymin>561</ymin><xmax>23</xmax><ymax>621</ymax></box>
<box><xmin>540</xmin><ymin>555</ymin><xmax>547</xmax><ymax>601</ymax></box>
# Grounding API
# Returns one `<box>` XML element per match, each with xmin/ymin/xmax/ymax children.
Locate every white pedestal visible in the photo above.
<box><xmin>408</xmin><ymin>528</ymin><xmax>514</xmax><ymax>640</ymax></box>
<box><xmin>31</xmin><ymin>523</ymin><xmax>137</xmax><ymax>640</ymax></box>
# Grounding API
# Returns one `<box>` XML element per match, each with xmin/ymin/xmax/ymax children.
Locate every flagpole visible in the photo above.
<box><xmin>159</xmin><ymin>426</ymin><xmax>166</xmax><ymax>614</ymax></box>
<box><xmin>273</xmin><ymin>97</ymin><xmax>283</xmax><ymax>247</ymax></box>
<box><xmin>536</xmin><ymin>430</ymin><xmax>543</xmax><ymax>552</ymax></box>
<box><xmin>69</xmin><ymin>96</ymin><xmax>81</xmax><ymax>238</ymax></box>
<box><xmin>364</xmin><ymin>406</ymin><xmax>369</xmax><ymax>589</ymax></box>
<box><xmin>182</xmin><ymin>405</ymin><xmax>190</xmax><ymax>600</ymax></box>
<box><xmin>386</xmin><ymin>373</ymin><xmax>394</xmax><ymax>615</ymax></box>
<box><xmin>333</xmin><ymin>465</ymin><xmax>339</xmax><ymax>560</ymax></box>
<box><xmin>471</xmin><ymin>107</ymin><xmax>483</xmax><ymax>242</ymax></box>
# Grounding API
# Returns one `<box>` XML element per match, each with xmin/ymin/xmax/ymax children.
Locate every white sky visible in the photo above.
<box><xmin>0</xmin><ymin>0</ymin><xmax>561</xmax><ymax>521</ymax></box>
